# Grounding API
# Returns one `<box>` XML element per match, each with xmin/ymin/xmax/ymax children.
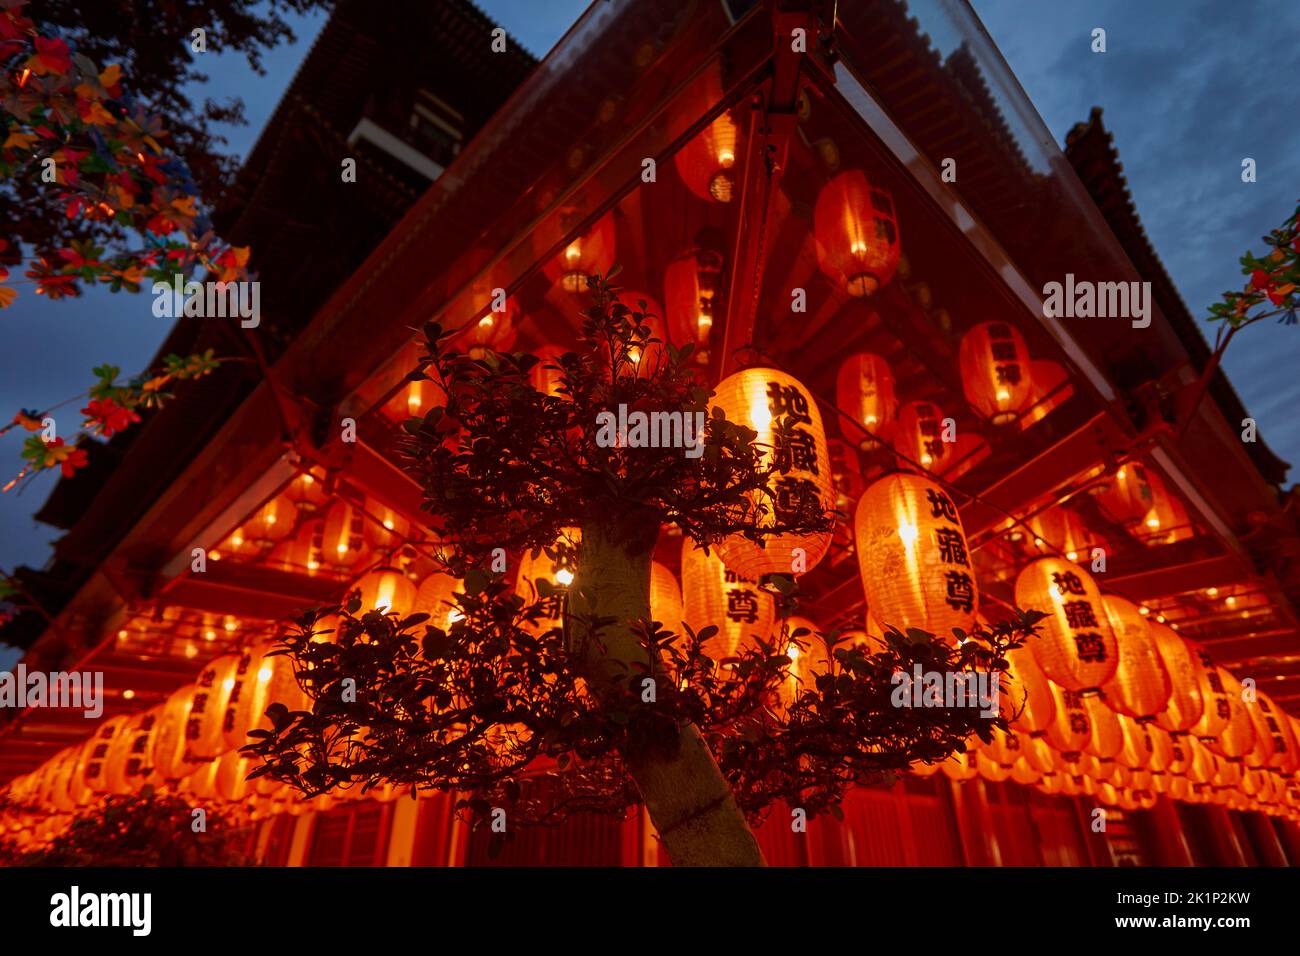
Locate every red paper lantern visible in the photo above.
<box><xmin>1043</xmin><ymin>682</ymin><xmax>1092</xmax><ymax>755</ymax></box>
<box><xmin>650</xmin><ymin>561</ymin><xmax>684</xmax><ymax>635</ymax></box>
<box><xmin>813</xmin><ymin>169</ymin><xmax>900</xmax><ymax>297</ymax></box>
<box><xmin>352</xmin><ymin>566</ymin><xmax>417</xmax><ymax>615</ymax></box>
<box><xmin>1026</xmin><ymin>505</ymin><xmax>1103</xmax><ymax>564</ymax></box>
<box><xmin>959</xmin><ymin>322</ymin><xmax>1032</xmax><ymax>424</ymax></box>
<box><xmin>545</xmin><ymin>212</ymin><xmax>616</xmax><ymax>293</ymax></box>
<box><xmin>1084</xmin><ymin>695</ymin><xmax>1124</xmax><ymax>761</ymax></box>
<box><xmin>664</xmin><ymin>248</ymin><xmax>724</xmax><ymax>357</ymax></box>
<box><xmin>153</xmin><ymin>685</ymin><xmax>196</xmax><ymax>781</ymax></box>
<box><xmin>712</xmin><ymin>368</ymin><xmax>834</xmax><ymax>578</ymax></box>
<box><xmin>854</xmin><ymin>472</ymin><xmax>978</xmax><ymax>640</ymax></box>
<box><xmin>515</xmin><ymin>529</ymin><xmax>581</xmax><ymax>635</ymax></box>
<box><xmin>1187</xmin><ymin>642</ymin><xmax>1231</xmax><ymax>740</ymax></box>
<box><xmin>188</xmin><ymin>654</ymin><xmax>242</xmax><ymax>760</ymax></box>
<box><xmin>414</xmin><ymin>571</ymin><xmax>463</xmax><ymax>630</ymax></box>
<box><xmin>243</xmin><ymin>493</ymin><xmax>297</xmax><ymax>546</ymax></box>
<box><xmin>680</xmin><ymin>539</ymin><xmax>774</xmax><ymax>658</ymax></box>
<box><xmin>835</xmin><ymin>352</ymin><xmax>897</xmax><ymax>442</ymax></box>
<box><xmin>1202</xmin><ymin>665</ymin><xmax>1256</xmax><ymax>760</ymax></box>
<box><xmin>321</xmin><ymin>498</ymin><xmax>369</xmax><ymax>570</ymax></box>
<box><xmin>674</xmin><ymin>107</ymin><xmax>739</xmax><ymax>203</ymax></box>
<box><xmin>1014</xmin><ymin>557</ymin><xmax>1118</xmax><ymax>692</ymax></box>
<box><xmin>1148</xmin><ymin>620</ymin><xmax>1205</xmax><ymax>734</ymax></box>
<box><xmin>893</xmin><ymin>400</ymin><xmax>948</xmax><ymax>473</ymax></box>
<box><xmin>1001</xmin><ymin>642</ymin><xmax>1057</xmax><ymax>734</ymax></box>
<box><xmin>1099</xmin><ymin>595</ymin><xmax>1172</xmax><ymax>719</ymax></box>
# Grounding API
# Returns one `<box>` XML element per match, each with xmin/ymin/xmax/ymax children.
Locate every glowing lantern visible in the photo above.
<box><xmin>650</xmin><ymin>561</ymin><xmax>684</xmax><ymax>634</ymax></box>
<box><xmin>835</xmin><ymin>352</ymin><xmax>897</xmax><ymax>442</ymax></box>
<box><xmin>221</xmin><ymin>646</ymin><xmax>260</xmax><ymax>751</ymax></box>
<box><xmin>813</xmin><ymin>169</ymin><xmax>900</xmax><ymax>297</ymax></box>
<box><xmin>215</xmin><ymin>751</ymin><xmax>255</xmax><ymax>803</ymax></box>
<box><xmin>1026</xmin><ymin>506</ymin><xmax>1097</xmax><ymax>564</ymax></box>
<box><xmin>284</xmin><ymin>471</ymin><xmax>328</xmax><ymax>514</ymax></box>
<box><xmin>1095</xmin><ymin>462</ymin><xmax>1152</xmax><ymax>524</ymax></box>
<box><xmin>215</xmin><ymin>523</ymin><xmax>262</xmax><ymax>559</ymax></box>
<box><xmin>82</xmin><ymin>715</ymin><xmax>129</xmax><ymax>794</ymax></box>
<box><xmin>982</xmin><ymin>726</ymin><xmax>1028</xmax><ymax>768</ymax></box>
<box><xmin>939</xmin><ymin>747</ymin><xmax>978</xmax><ymax>782</ymax></box>
<box><xmin>1014</xmin><ymin>557</ymin><xmax>1118</xmax><ymax>692</ymax></box>
<box><xmin>187</xmin><ymin>654</ymin><xmax>242</xmax><ymax>760</ymax></box>
<box><xmin>1099</xmin><ymin>595</ymin><xmax>1172</xmax><ymax>719</ymax></box>
<box><xmin>105</xmin><ymin>707</ymin><xmax>161</xmax><ymax>794</ymax></box>
<box><xmin>515</xmin><ymin>529</ymin><xmax>581</xmax><ymax>634</ymax></box>
<box><xmin>1256</xmin><ymin>694</ymin><xmax>1299</xmax><ymax>774</ymax></box>
<box><xmin>1022</xmin><ymin>733</ymin><xmax>1057</xmax><ymax>774</ymax></box>
<box><xmin>1043</xmin><ymin>682</ymin><xmax>1091</xmax><ymax>755</ymax></box>
<box><xmin>1113</xmin><ymin>714</ymin><xmax>1158</xmax><ymax>771</ymax></box>
<box><xmin>1001</xmin><ymin>643</ymin><xmax>1056</xmax><ymax>734</ymax></box>
<box><xmin>894</xmin><ymin>400</ymin><xmax>947</xmax><ymax>472</ymax></box>
<box><xmin>268</xmin><ymin>517</ymin><xmax>325</xmax><ymax>574</ymax></box>
<box><xmin>546</xmin><ymin>212</ymin><xmax>616</xmax><ymax>293</ymax></box>
<box><xmin>854</xmin><ymin>472</ymin><xmax>978</xmax><ymax>641</ymax></box>
<box><xmin>413</xmin><ymin>571</ymin><xmax>463</xmax><ymax>630</ymax></box>
<box><xmin>244</xmin><ymin>494</ymin><xmax>297</xmax><ymax>546</ymax></box>
<box><xmin>392</xmin><ymin>377</ymin><xmax>433</xmax><ymax>419</ymax></box>
<box><xmin>1009</xmin><ymin>757</ymin><xmax>1042</xmax><ymax>786</ymax></box>
<box><xmin>463</xmin><ymin>294</ymin><xmax>519</xmax><ymax>357</ymax></box>
<box><xmin>779</xmin><ymin>616</ymin><xmax>831</xmax><ymax>705</ymax></box>
<box><xmin>1137</xmin><ymin>469</ymin><xmax>1192</xmax><ymax>545</ymax></box>
<box><xmin>959</xmin><ymin>322</ymin><xmax>1032</xmax><ymax>424</ymax></box>
<box><xmin>353</xmin><ymin>567</ymin><xmax>417</xmax><ymax>615</ymax></box>
<box><xmin>321</xmin><ymin>498</ymin><xmax>369</xmax><ymax>569</ymax></box>
<box><xmin>712</xmin><ymin>368</ymin><xmax>834</xmax><ymax>578</ymax></box>
<box><xmin>674</xmin><ymin>107</ymin><xmax>738</xmax><ymax>202</ymax></box>
<box><xmin>680</xmin><ymin>539</ymin><xmax>774</xmax><ymax>658</ymax></box>
<box><xmin>1148</xmin><ymin>621</ymin><xmax>1205</xmax><ymax>734</ymax></box>
<box><xmin>365</xmin><ymin>496</ymin><xmax>410</xmax><ymax>551</ymax></box>
<box><xmin>229</xmin><ymin>645</ymin><xmax>308</xmax><ymax>751</ymax></box>
<box><xmin>529</xmin><ymin>345</ymin><xmax>568</xmax><ymax>398</ymax></box>
<box><xmin>45</xmin><ymin>748</ymin><xmax>79</xmax><ymax>813</ymax></box>
<box><xmin>179</xmin><ymin>759</ymin><xmax>219</xmax><ymax>801</ymax></box>
<box><xmin>976</xmin><ymin>749</ymin><xmax>1013</xmax><ymax>783</ymax></box>
<box><xmin>664</xmin><ymin>248</ymin><xmax>724</xmax><ymax>355</ymax></box>
<box><xmin>615</xmin><ymin>290</ymin><xmax>668</xmax><ymax>369</ymax></box>
<box><xmin>1187</xmin><ymin>642</ymin><xmax>1230</xmax><ymax>740</ymax></box>
<box><xmin>153</xmin><ymin>685</ymin><xmax>196</xmax><ymax>781</ymax></box>
<box><xmin>1243</xmin><ymin>692</ymin><xmax>1284</xmax><ymax>770</ymax></box>
<box><xmin>1202</xmin><ymin>665</ymin><xmax>1256</xmax><ymax>760</ymax></box>
<box><xmin>1083</xmin><ymin>696</ymin><xmax>1124</xmax><ymax>761</ymax></box>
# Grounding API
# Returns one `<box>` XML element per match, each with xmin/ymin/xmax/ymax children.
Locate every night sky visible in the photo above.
<box><xmin>2</xmin><ymin>1</ymin><xmax>1297</xmax><ymax>670</ymax></box>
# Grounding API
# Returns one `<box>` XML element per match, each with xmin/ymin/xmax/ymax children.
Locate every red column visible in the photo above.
<box><xmin>1192</xmin><ymin>804</ymin><xmax>1250</xmax><ymax>866</ymax></box>
<box><xmin>947</xmin><ymin>778</ymin><xmax>1002</xmax><ymax>866</ymax></box>
<box><xmin>1143</xmin><ymin>796</ymin><xmax>1195</xmax><ymax>865</ymax></box>
<box><xmin>1273</xmin><ymin>818</ymin><xmax>1300</xmax><ymax>865</ymax></box>
<box><xmin>1241</xmin><ymin>812</ymin><xmax>1288</xmax><ymax>866</ymax></box>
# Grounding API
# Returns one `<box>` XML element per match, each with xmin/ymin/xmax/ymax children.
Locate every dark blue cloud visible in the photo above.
<box><xmin>972</xmin><ymin>0</ymin><xmax>1300</xmax><ymax>473</ymax></box>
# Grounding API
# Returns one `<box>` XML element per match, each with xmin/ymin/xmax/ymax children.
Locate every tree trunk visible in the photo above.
<box><xmin>568</xmin><ymin>515</ymin><xmax>766</xmax><ymax>866</ymax></box>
